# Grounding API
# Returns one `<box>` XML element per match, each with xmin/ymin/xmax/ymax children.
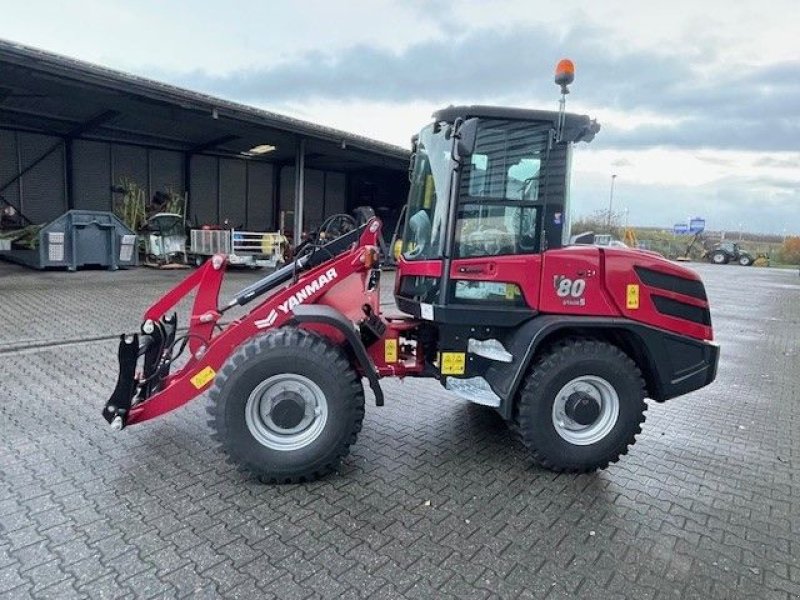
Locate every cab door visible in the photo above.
<box><xmin>448</xmin><ymin>203</ymin><xmax>543</xmax><ymax>313</ymax></box>
<box><xmin>445</xmin><ymin>119</ymin><xmax>554</xmax><ymax>319</ymax></box>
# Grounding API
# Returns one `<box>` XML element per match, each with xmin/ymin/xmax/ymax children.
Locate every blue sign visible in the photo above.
<box><xmin>689</xmin><ymin>217</ymin><xmax>705</xmax><ymax>234</ymax></box>
<box><xmin>673</xmin><ymin>223</ymin><xmax>689</xmax><ymax>234</ymax></box>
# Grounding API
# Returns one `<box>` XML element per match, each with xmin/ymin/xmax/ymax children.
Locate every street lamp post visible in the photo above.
<box><xmin>607</xmin><ymin>174</ymin><xmax>617</xmax><ymax>229</ymax></box>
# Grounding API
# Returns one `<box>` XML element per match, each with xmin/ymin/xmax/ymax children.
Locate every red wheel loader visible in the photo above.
<box><xmin>102</xmin><ymin>61</ymin><xmax>719</xmax><ymax>482</ymax></box>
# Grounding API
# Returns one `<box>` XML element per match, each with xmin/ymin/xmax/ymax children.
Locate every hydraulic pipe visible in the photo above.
<box><xmin>224</xmin><ymin>224</ymin><xmax>367</xmax><ymax>310</ymax></box>
<box><xmin>225</xmin><ymin>256</ymin><xmax>309</xmax><ymax>310</ymax></box>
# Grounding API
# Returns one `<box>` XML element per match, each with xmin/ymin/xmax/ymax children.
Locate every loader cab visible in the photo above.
<box><xmin>395</xmin><ymin>106</ymin><xmax>599</xmax><ymax>325</ymax></box>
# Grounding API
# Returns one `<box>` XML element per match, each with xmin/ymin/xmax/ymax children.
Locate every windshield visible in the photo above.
<box><xmin>402</xmin><ymin>124</ymin><xmax>453</xmax><ymax>261</ymax></box>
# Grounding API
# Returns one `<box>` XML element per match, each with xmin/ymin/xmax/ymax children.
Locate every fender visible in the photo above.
<box><xmin>290</xmin><ymin>304</ymin><xmax>385</xmax><ymax>407</ymax></box>
<box><xmin>483</xmin><ymin>315</ymin><xmax>719</xmax><ymax>420</ymax></box>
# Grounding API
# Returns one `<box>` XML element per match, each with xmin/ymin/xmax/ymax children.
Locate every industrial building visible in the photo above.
<box><xmin>0</xmin><ymin>39</ymin><xmax>409</xmax><ymax>240</ymax></box>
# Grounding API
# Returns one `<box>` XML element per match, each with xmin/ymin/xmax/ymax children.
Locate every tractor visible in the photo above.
<box><xmin>102</xmin><ymin>61</ymin><xmax>719</xmax><ymax>482</ymax></box>
<box><xmin>706</xmin><ymin>241</ymin><xmax>754</xmax><ymax>266</ymax></box>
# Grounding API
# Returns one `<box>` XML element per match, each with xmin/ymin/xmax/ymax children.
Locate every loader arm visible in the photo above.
<box><xmin>103</xmin><ymin>219</ymin><xmax>384</xmax><ymax>429</ymax></box>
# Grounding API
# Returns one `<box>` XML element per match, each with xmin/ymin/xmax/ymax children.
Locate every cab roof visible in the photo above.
<box><xmin>432</xmin><ymin>105</ymin><xmax>600</xmax><ymax>144</ymax></box>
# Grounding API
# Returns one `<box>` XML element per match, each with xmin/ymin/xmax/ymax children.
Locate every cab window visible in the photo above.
<box><xmin>456</xmin><ymin>119</ymin><xmax>550</xmax><ymax>258</ymax></box>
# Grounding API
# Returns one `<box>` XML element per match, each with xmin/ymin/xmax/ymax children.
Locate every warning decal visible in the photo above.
<box><xmin>190</xmin><ymin>366</ymin><xmax>216</xmax><ymax>390</ymax></box>
<box><xmin>441</xmin><ymin>352</ymin><xmax>466</xmax><ymax>375</ymax></box>
<box><xmin>626</xmin><ymin>284</ymin><xmax>640</xmax><ymax>309</ymax></box>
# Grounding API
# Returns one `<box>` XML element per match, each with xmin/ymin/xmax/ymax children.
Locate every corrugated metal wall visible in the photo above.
<box><xmin>247</xmin><ymin>162</ymin><xmax>273</xmax><ymax>231</ymax></box>
<box><xmin>188</xmin><ymin>154</ymin><xmax>217</xmax><ymax>224</ymax></box>
<box><xmin>71</xmin><ymin>141</ymin><xmax>186</xmax><ymax>213</ymax></box>
<box><xmin>0</xmin><ymin>130</ymin><xmax>22</xmax><ymax>216</ymax></box>
<box><xmin>279</xmin><ymin>166</ymin><xmax>346</xmax><ymax>231</ymax></box>
<box><xmin>72</xmin><ymin>140</ymin><xmax>111</xmax><ymax>211</ymax></box>
<box><xmin>112</xmin><ymin>144</ymin><xmax>148</xmax><ymax>191</ymax></box>
<box><xmin>188</xmin><ymin>156</ymin><xmax>277</xmax><ymax>229</ymax></box>
<box><xmin>1</xmin><ymin>129</ymin><xmax>349</xmax><ymax>232</ymax></box>
<box><xmin>149</xmin><ymin>149</ymin><xmax>183</xmax><ymax>197</ymax></box>
<box><xmin>219</xmin><ymin>159</ymin><xmax>247</xmax><ymax>227</ymax></box>
<box><xmin>0</xmin><ymin>130</ymin><xmax>67</xmax><ymax>224</ymax></box>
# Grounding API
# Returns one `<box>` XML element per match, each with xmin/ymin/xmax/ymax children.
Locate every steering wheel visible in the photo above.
<box><xmin>319</xmin><ymin>214</ymin><xmax>357</xmax><ymax>241</ymax></box>
<box><xmin>519</xmin><ymin>231</ymin><xmax>538</xmax><ymax>252</ymax></box>
<box><xmin>464</xmin><ymin>228</ymin><xmax>505</xmax><ymax>256</ymax></box>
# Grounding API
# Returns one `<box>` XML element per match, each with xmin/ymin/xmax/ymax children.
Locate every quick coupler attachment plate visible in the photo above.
<box><xmin>102</xmin><ymin>334</ymin><xmax>139</xmax><ymax>429</ymax></box>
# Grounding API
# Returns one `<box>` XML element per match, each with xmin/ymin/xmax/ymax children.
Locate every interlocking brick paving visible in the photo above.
<box><xmin>1</xmin><ymin>261</ymin><xmax>798</xmax><ymax>599</ymax></box>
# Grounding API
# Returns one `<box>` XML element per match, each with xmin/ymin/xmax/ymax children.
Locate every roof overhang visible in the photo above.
<box><xmin>0</xmin><ymin>38</ymin><xmax>410</xmax><ymax>171</ymax></box>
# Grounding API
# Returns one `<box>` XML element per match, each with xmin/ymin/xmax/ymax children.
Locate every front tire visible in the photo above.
<box><xmin>208</xmin><ymin>327</ymin><xmax>365</xmax><ymax>483</ymax></box>
<box><xmin>710</xmin><ymin>250</ymin><xmax>728</xmax><ymax>264</ymax></box>
<box><xmin>514</xmin><ymin>339</ymin><xmax>646</xmax><ymax>473</ymax></box>
<box><xmin>738</xmin><ymin>255</ymin><xmax>753</xmax><ymax>266</ymax></box>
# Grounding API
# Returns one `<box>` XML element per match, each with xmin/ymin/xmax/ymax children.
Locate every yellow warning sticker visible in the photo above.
<box><xmin>190</xmin><ymin>366</ymin><xmax>216</xmax><ymax>389</ymax></box>
<box><xmin>626</xmin><ymin>284</ymin><xmax>640</xmax><ymax>309</ymax></box>
<box><xmin>384</xmin><ymin>339</ymin><xmax>398</xmax><ymax>363</ymax></box>
<box><xmin>441</xmin><ymin>352</ymin><xmax>466</xmax><ymax>375</ymax></box>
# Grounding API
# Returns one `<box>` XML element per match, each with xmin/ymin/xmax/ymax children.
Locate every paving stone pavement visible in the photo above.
<box><xmin>0</xmin><ymin>261</ymin><xmax>798</xmax><ymax>599</ymax></box>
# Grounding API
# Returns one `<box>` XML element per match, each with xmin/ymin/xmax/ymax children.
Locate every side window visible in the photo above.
<box><xmin>468</xmin><ymin>154</ymin><xmax>488</xmax><ymax>197</ymax></box>
<box><xmin>455</xmin><ymin>204</ymin><xmax>539</xmax><ymax>258</ymax></box>
<box><xmin>507</xmin><ymin>158</ymin><xmax>541</xmax><ymax>201</ymax></box>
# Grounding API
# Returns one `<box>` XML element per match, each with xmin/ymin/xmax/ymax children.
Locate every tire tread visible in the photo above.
<box><xmin>208</xmin><ymin>327</ymin><xmax>365</xmax><ymax>484</ymax></box>
<box><xmin>513</xmin><ymin>338</ymin><xmax>647</xmax><ymax>473</ymax></box>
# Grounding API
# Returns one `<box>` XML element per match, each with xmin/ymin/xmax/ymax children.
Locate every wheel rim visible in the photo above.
<box><xmin>739</xmin><ymin>257</ymin><xmax>749</xmax><ymax>265</ymax></box>
<box><xmin>245</xmin><ymin>374</ymin><xmax>328</xmax><ymax>451</ymax></box>
<box><xmin>713</xmin><ymin>254</ymin><xmax>725</xmax><ymax>263</ymax></box>
<box><xmin>552</xmin><ymin>375</ymin><xmax>620</xmax><ymax>446</ymax></box>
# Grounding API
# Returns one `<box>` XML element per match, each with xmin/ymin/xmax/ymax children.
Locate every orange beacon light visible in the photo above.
<box><xmin>555</xmin><ymin>59</ymin><xmax>575</xmax><ymax>93</ymax></box>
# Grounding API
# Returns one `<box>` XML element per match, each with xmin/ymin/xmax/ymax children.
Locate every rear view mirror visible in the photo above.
<box><xmin>408</xmin><ymin>134</ymin><xmax>419</xmax><ymax>181</ymax></box>
<box><xmin>456</xmin><ymin>118</ymin><xmax>479</xmax><ymax>158</ymax></box>
<box><xmin>407</xmin><ymin>152</ymin><xmax>417</xmax><ymax>182</ymax></box>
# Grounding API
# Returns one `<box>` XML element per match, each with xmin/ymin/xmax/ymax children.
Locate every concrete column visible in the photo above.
<box><xmin>293</xmin><ymin>138</ymin><xmax>305</xmax><ymax>240</ymax></box>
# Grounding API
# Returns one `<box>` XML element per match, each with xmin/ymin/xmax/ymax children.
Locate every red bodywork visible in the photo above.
<box><xmin>399</xmin><ymin>245</ymin><xmax>712</xmax><ymax>342</ymax></box>
<box><xmin>539</xmin><ymin>246</ymin><xmax>712</xmax><ymax>341</ymax></box>
<box><xmin>116</xmin><ymin>219</ymin><xmax>712</xmax><ymax>428</ymax></box>
<box><xmin>125</xmin><ymin>221</ymin><xmax>422</xmax><ymax>426</ymax></box>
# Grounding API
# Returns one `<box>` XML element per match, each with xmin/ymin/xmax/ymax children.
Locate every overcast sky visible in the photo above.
<box><xmin>2</xmin><ymin>1</ymin><xmax>798</xmax><ymax>233</ymax></box>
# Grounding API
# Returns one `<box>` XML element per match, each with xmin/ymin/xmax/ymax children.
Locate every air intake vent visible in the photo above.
<box><xmin>652</xmin><ymin>295</ymin><xmax>711</xmax><ymax>326</ymax></box>
<box><xmin>635</xmin><ymin>266</ymin><xmax>707</xmax><ymax>300</ymax></box>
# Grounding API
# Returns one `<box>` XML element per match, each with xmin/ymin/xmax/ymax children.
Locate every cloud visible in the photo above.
<box><xmin>754</xmin><ymin>156</ymin><xmax>799</xmax><ymax>168</ymax></box>
<box><xmin>161</xmin><ymin>24</ymin><xmax>799</xmax><ymax>152</ymax></box>
<box><xmin>601</xmin><ymin>116</ymin><xmax>800</xmax><ymax>152</ymax></box>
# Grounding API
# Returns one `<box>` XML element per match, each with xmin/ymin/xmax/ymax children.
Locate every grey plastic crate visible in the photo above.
<box><xmin>0</xmin><ymin>210</ymin><xmax>138</xmax><ymax>271</ymax></box>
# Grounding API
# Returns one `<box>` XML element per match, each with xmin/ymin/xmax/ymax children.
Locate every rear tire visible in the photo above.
<box><xmin>513</xmin><ymin>339</ymin><xmax>646</xmax><ymax>473</ymax></box>
<box><xmin>208</xmin><ymin>327</ymin><xmax>365</xmax><ymax>483</ymax></box>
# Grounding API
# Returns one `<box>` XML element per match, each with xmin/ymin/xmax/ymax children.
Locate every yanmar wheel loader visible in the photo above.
<box><xmin>102</xmin><ymin>61</ymin><xmax>719</xmax><ymax>482</ymax></box>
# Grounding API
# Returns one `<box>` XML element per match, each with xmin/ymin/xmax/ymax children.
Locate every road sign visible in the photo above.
<box><xmin>689</xmin><ymin>217</ymin><xmax>705</xmax><ymax>234</ymax></box>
